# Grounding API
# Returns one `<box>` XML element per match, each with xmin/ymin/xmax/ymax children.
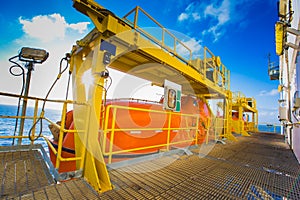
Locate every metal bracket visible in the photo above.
<box><xmin>287</xmin><ymin>27</ymin><xmax>300</xmax><ymax>37</ymax></box>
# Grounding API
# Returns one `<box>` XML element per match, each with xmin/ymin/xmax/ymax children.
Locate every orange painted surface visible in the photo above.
<box><xmin>48</xmin><ymin>96</ymin><xmax>211</xmax><ymax>171</ymax></box>
<box><xmin>103</xmin><ymin>96</ymin><xmax>210</xmax><ymax>153</ymax></box>
<box><xmin>49</xmin><ymin>123</ymin><xmax>76</xmax><ymax>173</ymax></box>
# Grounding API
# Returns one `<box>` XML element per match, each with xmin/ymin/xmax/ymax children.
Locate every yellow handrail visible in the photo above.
<box><xmin>0</xmin><ymin>92</ymin><xmax>88</xmax><ymax>175</ymax></box>
<box><xmin>123</xmin><ymin>6</ymin><xmax>192</xmax><ymax>62</ymax></box>
<box><xmin>102</xmin><ymin>104</ymin><xmax>199</xmax><ymax>164</ymax></box>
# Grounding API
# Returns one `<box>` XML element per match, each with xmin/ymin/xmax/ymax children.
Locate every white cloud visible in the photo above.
<box><xmin>177</xmin><ymin>2</ymin><xmax>201</xmax><ymax>22</ymax></box>
<box><xmin>258</xmin><ymin>110</ymin><xmax>279</xmax><ymax>123</ymax></box>
<box><xmin>259</xmin><ymin>89</ymin><xmax>278</xmax><ymax>96</ymax></box>
<box><xmin>177</xmin><ymin>0</ymin><xmax>257</xmax><ymax>42</ymax></box>
<box><xmin>0</xmin><ymin>13</ymin><xmax>91</xmax><ymax>104</ymax></box>
<box><xmin>202</xmin><ymin>26</ymin><xmax>222</xmax><ymax>43</ymax></box>
<box><xmin>203</xmin><ymin>0</ymin><xmax>230</xmax><ymax>42</ymax></box>
<box><xmin>176</xmin><ymin>37</ymin><xmax>202</xmax><ymax>59</ymax></box>
<box><xmin>19</xmin><ymin>13</ymin><xmax>90</xmax><ymax>42</ymax></box>
<box><xmin>192</xmin><ymin>13</ymin><xmax>201</xmax><ymax>21</ymax></box>
<box><xmin>178</xmin><ymin>13</ymin><xmax>189</xmax><ymax>21</ymax></box>
<box><xmin>204</xmin><ymin>0</ymin><xmax>230</xmax><ymax>24</ymax></box>
<box><xmin>68</xmin><ymin>22</ymin><xmax>90</xmax><ymax>34</ymax></box>
<box><xmin>186</xmin><ymin>2</ymin><xmax>195</xmax><ymax>11</ymax></box>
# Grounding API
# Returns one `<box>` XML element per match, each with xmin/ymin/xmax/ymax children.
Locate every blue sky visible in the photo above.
<box><xmin>0</xmin><ymin>0</ymin><xmax>279</xmax><ymax>123</ymax></box>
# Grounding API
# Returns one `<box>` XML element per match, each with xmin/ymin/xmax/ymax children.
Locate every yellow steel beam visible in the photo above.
<box><xmin>71</xmin><ymin>36</ymin><xmax>113</xmax><ymax>192</ymax></box>
<box><xmin>70</xmin><ymin>0</ymin><xmax>258</xmax><ymax>193</ymax></box>
<box><xmin>231</xmin><ymin>92</ymin><xmax>258</xmax><ymax>136</ymax></box>
<box><xmin>225</xmin><ymin>91</ymin><xmax>237</xmax><ymax>141</ymax></box>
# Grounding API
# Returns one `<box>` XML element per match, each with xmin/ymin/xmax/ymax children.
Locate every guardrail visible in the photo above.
<box><xmin>123</xmin><ymin>6</ymin><xmax>193</xmax><ymax>62</ymax></box>
<box><xmin>102</xmin><ymin>104</ymin><xmax>200</xmax><ymax>164</ymax></box>
<box><xmin>0</xmin><ymin>92</ymin><xmax>88</xmax><ymax>180</ymax></box>
<box><xmin>209</xmin><ymin>117</ymin><xmax>226</xmax><ymax>141</ymax></box>
<box><xmin>122</xmin><ymin>7</ymin><xmax>230</xmax><ymax>91</ymax></box>
<box><xmin>203</xmin><ymin>47</ymin><xmax>230</xmax><ymax>90</ymax></box>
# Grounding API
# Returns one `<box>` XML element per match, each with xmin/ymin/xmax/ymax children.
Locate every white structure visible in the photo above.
<box><xmin>275</xmin><ymin>0</ymin><xmax>300</xmax><ymax>163</ymax></box>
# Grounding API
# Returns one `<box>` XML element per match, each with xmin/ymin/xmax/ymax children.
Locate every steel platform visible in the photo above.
<box><xmin>1</xmin><ymin>132</ymin><xmax>299</xmax><ymax>199</ymax></box>
<box><xmin>101</xmin><ymin>132</ymin><xmax>300</xmax><ymax>199</ymax></box>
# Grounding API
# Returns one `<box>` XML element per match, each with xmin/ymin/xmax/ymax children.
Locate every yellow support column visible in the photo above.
<box><xmin>71</xmin><ymin>39</ymin><xmax>112</xmax><ymax>193</ymax></box>
<box><xmin>238</xmin><ymin>105</ymin><xmax>250</xmax><ymax>136</ymax></box>
<box><xmin>225</xmin><ymin>91</ymin><xmax>237</xmax><ymax>141</ymax></box>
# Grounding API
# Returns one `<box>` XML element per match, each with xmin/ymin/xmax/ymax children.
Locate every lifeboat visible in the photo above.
<box><xmin>48</xmin><ymin>95</ymin><xmax>211</xmax><ymax>172</ymax></box>
<box><xmin>48</xmin><ymin>110</ymin><xmax>76</xmax><ymax>173</ymax></box>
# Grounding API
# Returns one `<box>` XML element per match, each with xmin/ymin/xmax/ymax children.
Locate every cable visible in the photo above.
<box><xmin>8</xmin><ymin>55</ymin><xmax>26</xmax><ymax>145</ymax></box>
<box><xmin>28</xmin><ymin>55</ymin><xmax>70</xmax><ymax>141</ymax></box>
<box><xmin>106</xmin><ymin>70</ymin><xmax>113</xmax><ymax>91</ymax></box>
<box><xmin>65</xmin><ymin>71</ymin><xmax>72</xmax><ymax>100</ymax></box>
<box><xmin>97</xmin><ymin>69</ymin><xmax>113</xmax><ymax>129</ymax></box>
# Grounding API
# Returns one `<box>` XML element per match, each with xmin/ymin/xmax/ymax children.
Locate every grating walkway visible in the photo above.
<box><xmin>0</xmin><ymin>149</ymin><xmax>55</xmax><ymax>199</ymax></box>
<box><xmin>1</xmin><ymin>132</ymin><xmax>300</xmax><ymax>199</ymax></box>
<box><xmin>0</xmin><ymin>147</ymin><xmax>100</xmax><ymax>200</ymax></box>
<box><xmin>100</xmin><ymin>132</ymin><xmax>300</xmax><ymax>199</ymax></box>
<box><xmin>17</xmin><ymin>178</ymin><xmax>101</xmax><ymax>199</ymax></box>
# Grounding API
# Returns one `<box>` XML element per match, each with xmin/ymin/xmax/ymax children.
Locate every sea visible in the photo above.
<box><xmin>257</xmin><ymin>124</ymin><xmax>281</xmax><ymax>133</ymax></box>
<box><xmin>0</xmin><ymin>104</ymin><xmax>62</xmax><ymax>154</ymax></box>
<box><xmin>0</xmin><ymin>104</ymin><xmax>282</xmax><ymax>154</ymax></box>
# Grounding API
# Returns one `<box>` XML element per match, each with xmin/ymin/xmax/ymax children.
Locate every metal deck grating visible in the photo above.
<box><xmin>0</xmin><ymin>146</ymin><xmax>101</xmax><ymax>200</ymax></box>
<box><xmin>0</xmin><ymin>132</ymin><xmax>299</xmax><ymax>199</ymax></box>
<box><xmin>0</xmin><ymin>149</ymin><xmax>55</xmax><ymax>199</ymax></box>
<box><xmin>18</xmin><ymin>178</ymin><xmax>101</xmax><ymax>200</ymax></box>
<box><xmin>100</xmin><ymin>132</ymin><xmax>300</xmax><ymax>199</ymax></box>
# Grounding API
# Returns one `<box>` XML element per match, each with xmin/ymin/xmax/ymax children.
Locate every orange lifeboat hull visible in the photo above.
<box><xmin>48</xmin><ymin>97</ymin><xmax>211</xmax><ymax>171</ymax></box>
<box><xmin>48</xmin><ymin>121</ymin><xmax>76</xmax><ymax>173</ymax></box>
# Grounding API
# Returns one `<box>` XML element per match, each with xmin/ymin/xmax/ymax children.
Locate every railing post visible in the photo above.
<box><xmin>204</xmin><ymin>48</ymin><xmax>207</xmax><ymax>80</ymax></box>
<box><xmin>55</xmin><ymin>102</ymin><xmax>68</xmax><ymax>169</ymax></box>
<box><xmin>102</xmin><ymin>105</ymin><xmax>111</xmax><ymax>154</ymax></box>
<box><xmin>162</xmin><ymin>28</ymin><xmax>165</xmax><ymax>47</ymax></box>
<box><xmin>30</xmin><ymin>99</ymin><xmax>39</xmax><ymax>144</ymax></box>
<box><xmin>195</xmin><ymin>115</ymin><xmax>199</xmax><ymax>145</ymax></box>
<box><xmin>166</xmin><ymin>111</ymin><xmax>172</xmax><ymax>151</ymax></box>
<box><xmin>174</xmin><ymin>39</ymin><xmax>177</xmax><ymax>54</ymax></box>
<box><xmin>108</xmin><ymin>107</ymin><xmax>117</xmax><ymax>164</ymax></box>
<box><xmin>134</xmin><ymin>6</ymin><xmax>139</xmax><ymax>29</ymax></box>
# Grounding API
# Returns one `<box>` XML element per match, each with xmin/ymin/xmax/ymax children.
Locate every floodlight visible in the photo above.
<box><xmin>19</xmin><ymin>47</ymin><xmax>49</xmax><ymax>64</ymax></box>
<box><xmin>13</xmin><ymin>46</ymin><xmax>49</xmax><ymax>145</ymax></box>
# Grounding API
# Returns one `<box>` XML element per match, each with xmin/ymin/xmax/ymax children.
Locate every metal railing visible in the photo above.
<box><xmin>245</xmin><ymin>122</ymin><xmax>258</xmax><ymax>132</ymax></box>
<box><xmin>102</xmin><ymin>104</ymin><xmax>200</xmax><ymax>164</ymax></box>
<box><xmin>0</xmin><ymin>92</ymin><xmax>88</xmax><ymax>179</ymax></box>
<box><xmin>209</xmin><ymin>117</ymin><xmax>225</xmax><ymax>141</ymax></box>
<box><xmin>232</xmin><ymin>91</ymin><xmax>246</xmax><ymax>104</ymax></box>
<box><xmin>122</xmin><ymin>7</ymin><xmax>230</xmax><ymax>91</ymax></box>
<box><xmin>203</xmin><ymin>47</ymin><xmax>230</xmax><ymax>90</ymax></box>
<box><xmin>123</xmin><ymin>6</ymin><xmax>193</xmax><ymax>63</ymax></box>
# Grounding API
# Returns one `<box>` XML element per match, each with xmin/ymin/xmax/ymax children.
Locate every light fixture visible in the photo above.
<box><xmin>13</xmin><ymin>46</ymin><xmax>49</xmax><ymax>145</ymax></box>
<box><xmin>19</xmin><ymin>47</ymin><xmax>49</xmax><ymax>64</ymax></box>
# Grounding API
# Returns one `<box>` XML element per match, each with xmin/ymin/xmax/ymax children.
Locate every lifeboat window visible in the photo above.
<box><xmin>167</xmin><ymin>89</ymin><xmax>176</xmax><ymax>109</ymax></box>
<box><xmin>193</xmin><ymin>100</ymin><xmax>198</xmax><ymax>107</ymax></box>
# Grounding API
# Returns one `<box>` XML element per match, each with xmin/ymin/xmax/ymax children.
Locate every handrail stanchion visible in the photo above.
<box><xmin>55</xmin><ymin>102</ymin><xmax>68</xmax><ymax>169</ymax></box>
<box><xmin>166</xmin><ymin>111</ymin><xmax>172</xmax><ymax>151</ymax></box>
<box><xmin>103</xmin><ymin>105</ymin><xmax>111</xmax><ymax>155</ymax></box>
<box><xmin>195</xmin><ymin>115</ymin><xmax>199</xmax><ymax>145</ymax></box>
<box><xmin>108</xmin><ymin>107</ymin><xmax>117</xmax><ymax>164</ymax></box>
<box><xmin>133</xmin><ymin>6</ymin><xmax>139</xmax><ymax>29</ymax></box>
<box><xmin>31</xmin><ymin>99</ymin><xmax>39</xmax><ymax>144</ymax></box>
